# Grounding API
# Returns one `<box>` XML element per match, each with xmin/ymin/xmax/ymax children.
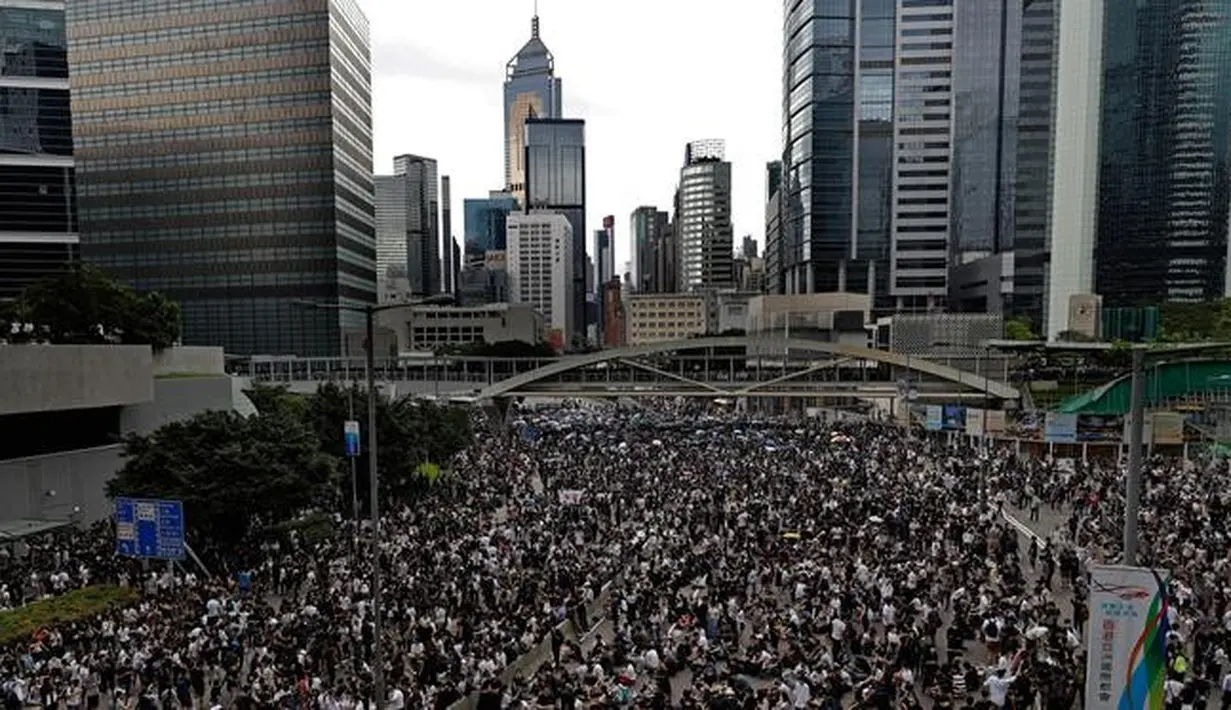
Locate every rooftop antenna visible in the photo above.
<box><xmin>532</xmin><ymin>0</ymin><xmax>540</xmax><ymax>38</ymax></box>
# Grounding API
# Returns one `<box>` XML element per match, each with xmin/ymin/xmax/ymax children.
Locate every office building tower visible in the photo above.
<box><xmin>652</xmin><ymin>220</ymin><xmax>678</xmax><ymax>295</ymax></box>
<box><xmin>742</xmin><ymin>236</ymin><xmax>758</xmax><ymax>260</ymax></box>
<box><xmin>504</xmin><ymin>11</ymin><xmax>562</xmax><ymax>206</ymax></box>
<box><xmin>393</xmin><ymin>154</ymin><xmax>440</xmax><ymax>296</ymax></box>
<box><xmin>524</xmin><ymin>117</ymin><xmax>585</xmax><ymax>335</ymax></box>
<box><xmin>449</xmin><ymin>237</ymin><xmax>461</xmax><ymax>296</ymax></box>
<box><xmin>0</xmin><ymin>1</ymin><xmax>76</xmax><ymax>298</ymax></box>
<box><xmin>506</xmin><ymin>212</ymin><xmax>573</xmax><ymax>349</ymax></box>
<box><xmin>441</xmin><ymin>175</ymin><xmax>453</xmax><ymax>293</ymax></box>
<box><xmin>678</xmin><ymin>140</ymin><xmax>733</xmax><ymax>291</ymax></box>
<box><xmin>375</xmin><ymin>175</ymin><xmax>411</xmax><ymax>303</ymax></box>
<box><xmin>781</xmin><ymin>0</ymin><xmax>894</xmax><ymax>311</ymax></box>
<box><xmin>764</xmin><ymin>161</ymin><xmax>784</xmax><ymax>295</ymax></box>
<box><xmin>630</xmin><ymin>206</ymin><xmax>668</xmax><ymax>293</ymax></box>
<box><xmin>596</xmin><ymin>215</ymin><xmax>615</xmax><ymax>287</ymax></box>
<box><xmin>463</xmin><ymin>195</ymin><xmax>518</xmax><ymax>262</ymax></box>
<box><xmin>1096</xmin><ymin>2</ymin><xmax>1231</xmax><ymax>306</ymax></box>
<box><xmin>67</xmin><ymin>0</ymin><xmax>374</xmax><ymax>356</ymax></box>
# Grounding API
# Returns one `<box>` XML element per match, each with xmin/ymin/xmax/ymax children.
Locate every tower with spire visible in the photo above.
<box><xmin>503</xmin><ymin>5</ymin><xmax>563</xmax><ymax>207</ymax></box>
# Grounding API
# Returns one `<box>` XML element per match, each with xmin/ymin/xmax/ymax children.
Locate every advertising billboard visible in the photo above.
<box><xmin>965</xmin><ymin>408</ymin><xmax>985</xmax><ymax>437</ymax></box>
<box><xmin>1045</xmin><ymin>412</ymin><xmax>1079</xmax><ymax>443</ymax></box>
<box><xmin>924</xmin><ymin>405</ymin><xmax>943</xmax><ymax>431</ymax></box>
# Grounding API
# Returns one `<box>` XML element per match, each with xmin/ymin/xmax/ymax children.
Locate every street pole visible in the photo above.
<box><xmin>349</xmin><ymin>386</ymin><xmax>359</xmax><ymax>525</ymax></box>
<box><xmin>1124</xmin><ymin>347</ymin><xmax>1145</xmax><ymax>567</ymax></box>
<box><xmin>366</xmin><ymin>307</ymin><xmax>386</xmax><ymax>708</ymax></box>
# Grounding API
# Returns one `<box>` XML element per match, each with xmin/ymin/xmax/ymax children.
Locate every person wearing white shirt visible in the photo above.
<box><xmin>984</xmin><ymin>669</ymin><xmax>1016</xmax><ymax>707</ymax></box>
<box><xmin>387</xmin><ymin>687</ymin><xmax>404</xmax><ymax>710</ymax></box>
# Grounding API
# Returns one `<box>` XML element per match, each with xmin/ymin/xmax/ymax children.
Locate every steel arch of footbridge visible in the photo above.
<box><xmin>476</xmin><ymin>337</ymin><xmax>1020</xmax><ymax>400</ymax></box>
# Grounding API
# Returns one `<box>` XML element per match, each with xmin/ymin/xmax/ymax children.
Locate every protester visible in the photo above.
<box><xmin>0</xmin><ymin>400</ymin><xmax>1216</xmax><ymax>708</ymax></box>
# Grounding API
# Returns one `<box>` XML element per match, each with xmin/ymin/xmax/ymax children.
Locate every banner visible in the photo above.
<box><xmin>1085</xmin><ymin>564</ymin><xmax>1170</xmax><ymax>710</ymax></box>
<box><xmin>984</xmin><ymin>409</ymin><xmax>1007</xmax><ymax>433</ymax></box>
<box><xmin>558</xmin><ymin>489</ymin><xmax>584</xmax><ymax>505</ymax></box>
<box><xmin>1045</xmin><ymin>412</ymin><xmax>1079</xmax><ymax>443</ymax></box>
<box><xmin>1150</xmin><ymin>412</ymin><xmax>1184</xmax><ymax>445</ymax></box>
<box><xmin>965</xmin><ymin>408</ymin><xmax>985</xmax><ymax>437</ymax></box>
<box><xmin>924</xmin><ymin>405</ymin><xmax>943</xmax><ymax>431</ymax></box>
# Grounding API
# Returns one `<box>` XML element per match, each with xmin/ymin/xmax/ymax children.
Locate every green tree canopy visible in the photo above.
<box><xmin>437</xmin><ymin>340</ymin><xmax>557</xmax><ymax>358</ymax></box>
<box><xmin>1159</xmin><ymin>300</ymin><xmax>1231</xmax><ymax>342</ymax></box>
<box><xmin>107</xmin><ymin>409</ymin><xmax>339</xmax><ymax>548</ymax></box>
<box><xmin>304</xmin><ymin>382</ymin><xmax>473</xmax><ymax>503</ymax></box>
<box><xmin>0</xmin><ymin>265</ymin><xmax>181</xmax><ymax>350</ymax></box>
<box><xmin>1003</xmin><ymin>316</ymin><xmax>1038</xmax><ymax>341</ymax></box>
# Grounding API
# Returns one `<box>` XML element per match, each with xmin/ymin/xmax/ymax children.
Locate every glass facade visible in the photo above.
<box><xmin>503</xmin><ymin>15</ymin><xmax>562</xmax><ymax>205</ymax></box>
<box><xmin>1097</xmin><ymin>0</ymin><xmax>1231</xmax><ymax>306</ymax></box>
<box><xmin>393</xmin><ymin>154</ymin><xmax>440</xmax><ymax>296</ymax></box>
<box><xmin>524</xmin><ymin>118</ymin><xmax>585</xmax><ymax>334</ymax></box>
<box><xmin>0</xmin><ymin>1</ymin><xmax>76</xmax><ymax>299</ymax></box>
<box><xmin>678</xmin><ymin>143</ymin><xmax>734</xmax><ymax>291</ymax></box>
<box><xmin>463</xmin><ymin>196</ymin><xmax>517</xmax><ymax>259</ymax></box>
<box><xmin>67</xmin><ymin>0</ymin><xmax>375</xmax><ymax>356</ymax></box>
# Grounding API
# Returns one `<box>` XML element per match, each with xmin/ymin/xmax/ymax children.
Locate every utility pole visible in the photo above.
<box><xmin>1124</xmin><ymin>347</ymin><xmax>1145</xmax><ymax>566</ymax></box>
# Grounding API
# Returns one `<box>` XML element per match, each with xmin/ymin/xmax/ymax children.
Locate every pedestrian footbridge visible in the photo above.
<box><xmin>232</xmin><ymin>337</ymin><xmax>1019</xmax><ymax>403</ymax></box>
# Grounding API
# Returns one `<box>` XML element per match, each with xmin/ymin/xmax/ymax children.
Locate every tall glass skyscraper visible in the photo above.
<box><xmin>1096</xmin><ymin>0</ymin><xmax>1231</xmax><ymax>305</ymax></box>
<box><xmin>504</xmin><ymin>12</ymin><xmax>562</xmax><ymax>207</ymax></box>
<box><xmin>0</xmin><ymin>1</ymin><xmax>77</xmax><ymax>298</ymax></box>
<box><xmin>678</xmin><ymin>140</ymin><xmax>734</xmax><ymax>291</ymax></box>
<box><xmin>462</xmin><ymin>196</ymin><xmax>517</xmax><ymax>260</ymax></box>
<box><xmin>524</xmin><ymin>117</ymin><xmax>585</xmax><ymax>337</ymax></box>
<box><xmin>393</xmin><ymin>154</ymin><xmax>440</xmax><ymax>296</ymax></box>
<box><xmin>67</xmin><ymin>0</ymin><xmax>375</xmax><ymax>356</ymax></box>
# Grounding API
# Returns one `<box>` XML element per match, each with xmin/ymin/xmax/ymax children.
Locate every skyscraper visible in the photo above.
<box><xmin>394</xmin><ymin>154</ymin><xmax>441</xmax><ymax>297</ymax></box>
<box><xmin>507</xmin><ymin>212</ymin><xmax>573</xmax><ymax>349</ymax></box>
<box><xmin>780</xmin><ymin>0</ymin><xmax>894</xmax><ymax>310</ymax></box>
<box><xmin>597</xmin><ymin>215</ymin><xmax>615</xmax><ymax>287</ymax></box>
<box><xmin>441</xmin><ymin>175</ymin><xmax>453</xmax><ymax>294</ymax></box>
<box><xmin>504</xmin><ymin>11</ymin><xmax>562</xmax><ymax>207</ymax></box>
<box><xmin>0</xmin><ymin>1</ymin><xmax>76</xmax><ymax>298</ymax></box>
<box><xmin>524</xmin><ymin>117</ymin><xmax>586</xmax><ymax>336</ymax></box>
<box><xmin>67</xmin><ymin>0</ymin><xmax>375</xmax><ymax>356</ymax></box>
<box><xmin>630</xmin><ymin>206</ymin><xmax>669</xmax><ymax>293</ymax></box>
<box><xmin>463</xmin><ymin>195</ymin><xmax>517</xmax><ymax>261</ymax></box>
<box><xmin>1096</xmin><ymin>1</ymin><xmax>1231</xmax><ymax>305</ymax></box>
<box><xmin>375</xmin><ymin>175</ymin><xmax>411</xmax><ymax>303</ymax></box>
<box><xmin>678</xmin><ymin>140</ymin><xmax>733</xmax><ymax>292</ymax></box>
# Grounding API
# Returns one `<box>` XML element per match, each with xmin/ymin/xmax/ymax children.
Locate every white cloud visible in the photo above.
<box><xmin>360</xmin><ymin>0</ymin><xmax>781</xmax><ymax>268</ymax></box>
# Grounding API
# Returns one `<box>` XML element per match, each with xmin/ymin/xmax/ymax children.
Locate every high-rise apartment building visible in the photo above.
<box><xmin>524</xmin><ymin>117</ymin><xmax>585</xmax><ymax>335</ymax></box>
<box><xmin>678</xmin><ymin>140</ymin><xmax>734</xmax><ymax>291</ymax></box>
<box><xmin>504</xmin><ymin>12</ymin><xmax>562</xmax><ymax>206</ymax></box>
<box><xmin>67</xmin><ymin>0</ymin><xmax>375</xmax><ymax>356</ymax></box>
<box><xmin>506</xmin><ymin>212</ymin><xmax>573</xmax><ymax>349</ymax></box>
<box><xmin>393</xmin><ymin>154</ymin><xmax>440</xmax><ymax>296</ymax></box>
<box><xmin>0</xmin><ymin>1</ymin><xmax>77</xmax><ymax>298</ymax></box>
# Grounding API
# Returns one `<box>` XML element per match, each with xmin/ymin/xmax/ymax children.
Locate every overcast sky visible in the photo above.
<box><xmin>359</xmin><ymin>0</ymin><xmax>781</xmax><ymax>269</ymax></box>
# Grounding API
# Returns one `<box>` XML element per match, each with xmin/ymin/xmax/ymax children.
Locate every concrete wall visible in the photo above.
<box><xmin>0</xmin><ymin>345</ymin><xmax>153</xmax><ymax>415</ymax></box>
<box><xmin>120</xmin><ymin>376</ymin><xmax>237</xmax><ymax>436</ymax></box>
<box><xmin>0</xmin><ymin>445</ymin><xmax>123</xmax><ymax>523</ymax></box>
<box><xmin>153</xmin><ymin>346</ymin><xmax>225</xmax><ymax>376</ymax></box>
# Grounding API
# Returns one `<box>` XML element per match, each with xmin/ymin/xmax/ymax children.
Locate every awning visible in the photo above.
<box><xmin>0</xmin><ymin>518</ymin><xmax>73</xmax><ymax>541</ymax></box>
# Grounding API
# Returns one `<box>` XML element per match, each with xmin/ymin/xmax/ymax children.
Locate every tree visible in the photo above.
<box><xmin>1004</xmin><ymin>316</ymin><xmax>1037</xmax><ymax>341</ymax></box>
<box><xmin>107</xmin><ymin>409</ymin><xmax>339</xmax><ymax>548</ymax></box>
<box><xmin>1159</xmin><ymin>300</ymin><xmax>1231</xmax><ymax>342</ymax></box>
<box><xmin>1056</xmin><ymin>329</ymin><xmax>1097</xmax><ymax>343</ymax></box>
<box><xmin>2</xmin><ymin>265</ymin><xmax>180</xmax><ymax>350</ymax></box>
<box><xmin>304</xmin><ymin>383</ymin><xmax>474</xmax><ymax>504</ymax></box>
<box><xmin>439</xmin><ymin>340</ymin><xmax>558</xmax><ymax>358</ymax></box>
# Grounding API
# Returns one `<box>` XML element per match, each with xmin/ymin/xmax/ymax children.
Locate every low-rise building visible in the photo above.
<box><xmin>625</xmin><ymin>293</ymin><xmax>707</xmax><ymax>344</ymax></box>
<box><xmin>374</xmin><ymin>303</ymin><xmax>543</xmax><ymax>353</ymax></box>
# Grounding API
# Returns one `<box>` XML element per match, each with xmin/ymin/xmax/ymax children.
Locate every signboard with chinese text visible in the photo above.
<box><xmin>1084</xmin><ymin>564</ymin><xmax>1170</xmax><ymax>710</ymax></box>
<box><xmin>1045</xmin><ymin>412</ymin><xmax>1079</xmax><ymax>443</ymax></box>
<box><xmin>114</xmin><ymin>497</ymin><xmax>186</xmax><ymax>561</ymax></box>
<box><xmin>965</xmin><ymin>408</ymin><xmax>985</xmax><ymax>437</ymax></box>
<box><xmin>924</xmin><ymin>405</ymin><xmax>943</xmax><ymax>431</ymax></box>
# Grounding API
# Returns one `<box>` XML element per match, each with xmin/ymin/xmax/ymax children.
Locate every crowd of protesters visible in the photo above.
<box><xmin>0</xmin><ymin>400</ymin><xmax>1225</xmax><ymax>709</ymax></box>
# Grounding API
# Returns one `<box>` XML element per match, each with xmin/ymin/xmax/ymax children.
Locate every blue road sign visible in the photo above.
<box><xmin>114</xmin><ymin>497</ymin><xmax>186</xmax><ymax>560</ymax></box>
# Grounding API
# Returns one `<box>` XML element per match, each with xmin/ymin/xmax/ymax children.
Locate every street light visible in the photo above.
<box><xmin>293</xmin><ymin>293</ymin><xmax>453</xmax><ymax>708</ymax></box>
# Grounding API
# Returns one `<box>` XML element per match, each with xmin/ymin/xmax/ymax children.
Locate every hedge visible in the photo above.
<box><xmin>0</xmin><ymin>586</ymin><xmax>140</xmax><ymax>645</ymax></box>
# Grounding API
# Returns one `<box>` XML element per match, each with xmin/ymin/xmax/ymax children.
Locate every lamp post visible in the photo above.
<box><xmin>294</xmin><ymin>293</ymin><xmax>453</xmax><ymax>708</ymax></box>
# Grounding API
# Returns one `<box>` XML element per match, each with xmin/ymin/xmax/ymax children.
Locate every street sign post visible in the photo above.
<box><xmin>344</xmin><ymin>420</ymin><xmax>361</xmax><ymax>457</ymax></box>
<box><xmin>114</xmin><ymin>497</ymin><xmax>185</xmax><ymax>560</ymax></box>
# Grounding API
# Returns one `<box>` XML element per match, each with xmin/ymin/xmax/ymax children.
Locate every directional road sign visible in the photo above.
<box><xmin>114</xmin><ymin>497</ymin><xmax>186</xmax><ymax>560</ymax></box>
